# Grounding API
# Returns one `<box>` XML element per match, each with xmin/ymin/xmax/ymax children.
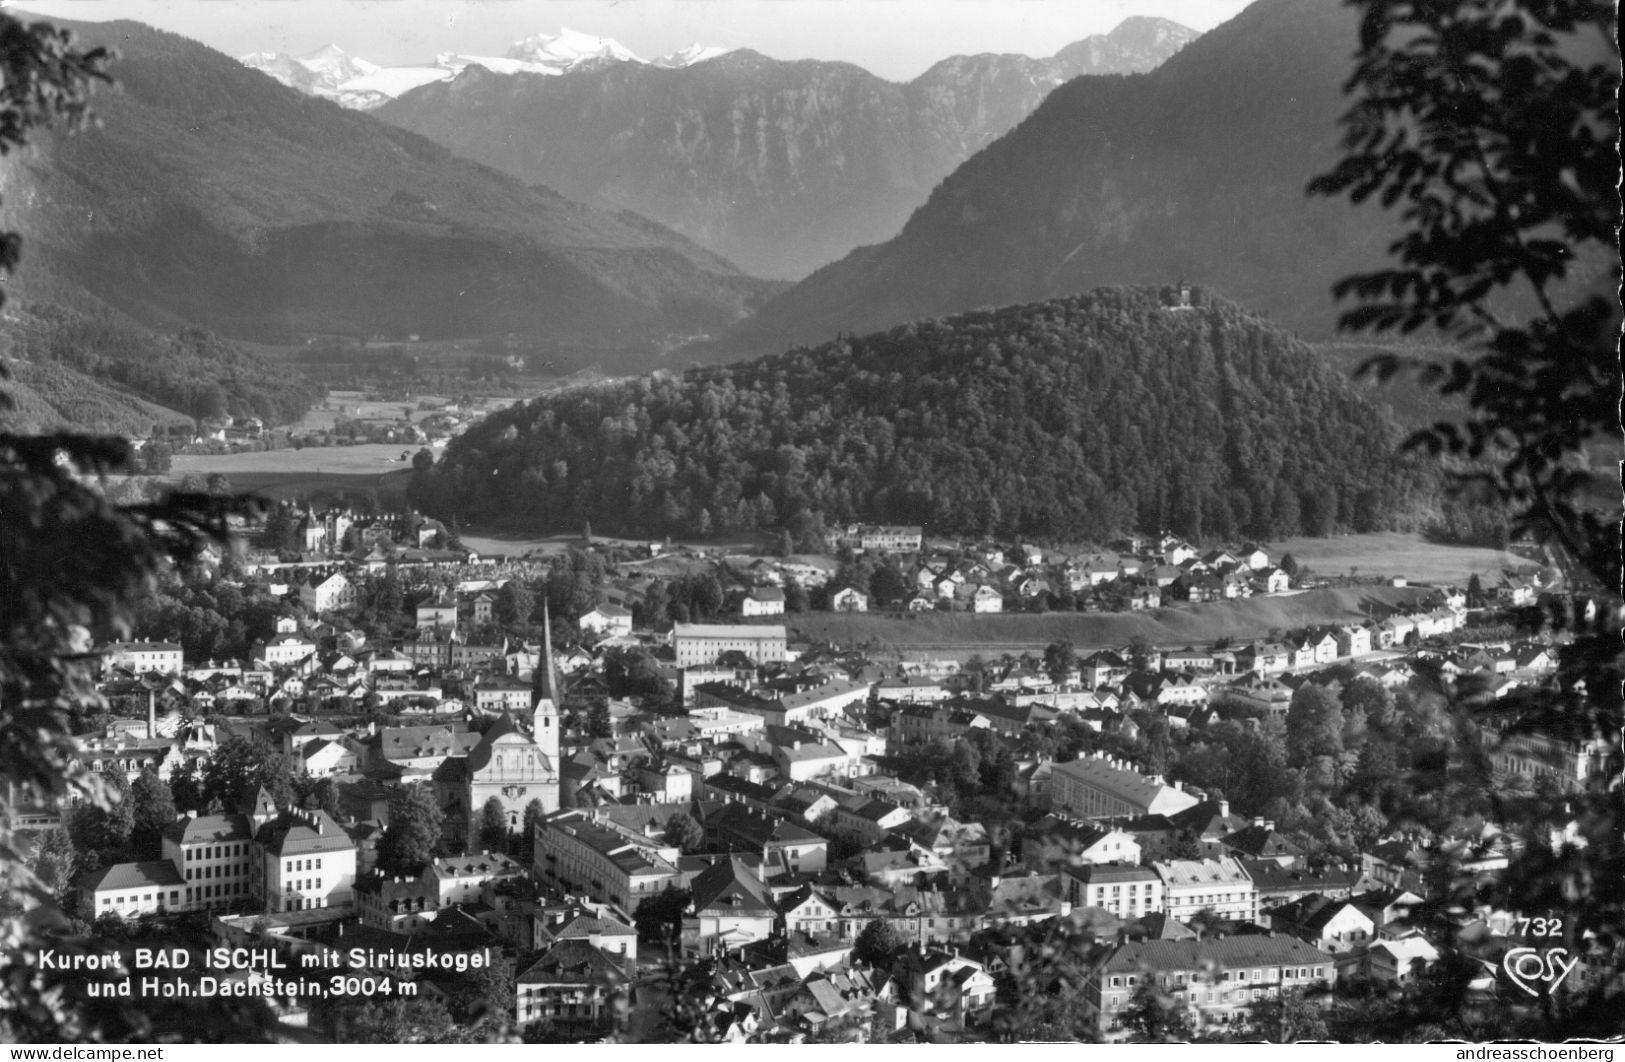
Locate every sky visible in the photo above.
<box><xmin>12</xmin><ymin>0</ymin><xmax>1255</xmax><ymax>81</ymax></box>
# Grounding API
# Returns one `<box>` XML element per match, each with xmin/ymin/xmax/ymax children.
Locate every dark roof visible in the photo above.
<box><xmin>1100</xmin><ymin>935</ymin><xmax>1333</xmax><ymax>974</ymax></box>
<box><xmin>256</xmin><ymin>810</ymin><xmax>354</xmax><ymax>856</ymax></box>
<box><xmin>1221</xmin><ymin>824</ymin><xmax>1307</xmax><ymax>861</ymax></box>
<box><xmin>78</xmin><ymin>860</ymin><xmax>185</xmax><ymax>892</ymax></box>
<box><xmin>1239</xmin><ymin>858</ymin><xmax>1360</xmax><ymax>894</ymax></box>
<box><xmin>690</xmin><ymin>857</ymin><xmax>776</xmax><ymax>917</ymax></box>
<box><xmin>165</xmin><ymin>813</ymin><xmax>253</xmax><ymax>846</ymax></box>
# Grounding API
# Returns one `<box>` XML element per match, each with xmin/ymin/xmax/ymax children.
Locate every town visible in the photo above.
<box><xmin>14</xmin><ymin>512</ymin><xmax>1611</xmax><ymax>1043</ymax></box>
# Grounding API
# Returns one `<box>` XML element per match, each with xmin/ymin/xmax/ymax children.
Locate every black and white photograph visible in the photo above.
<box><xmin>0</xmin><ymin>0</ymin><xmax>1618</xmax><ymax>1046</ymax></box>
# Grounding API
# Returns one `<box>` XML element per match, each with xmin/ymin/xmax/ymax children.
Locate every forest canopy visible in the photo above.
<box><xmin>411</xmin><ymin>287</ymin><xmax>1429</xmax><ymax>542</ymax></box>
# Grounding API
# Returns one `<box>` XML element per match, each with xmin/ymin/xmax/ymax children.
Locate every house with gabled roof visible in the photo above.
<box><xmin>894</xmin><ymin>948</ymin><xmax>996</xmax><ymax>1030</ymax></box>
<box><xmin>533</xmin><ymin>902</ymin><xmax>638</xmax><ymax>968</ymax></box>
<box><xmin>515</xmin><ymin>938</ymin><xmax>631</xmax><ymax>1033</ymax></box>
<box><xmin>1021</xmin><ymin>814</ymin><xmax>1141</xmax><ymax>872</ymax></box>
<box><xmin>1267</xmin><ymin>893</ymin><xmax>1376</xmax><ymax>955</ymax></box>
<box><xmin>1220</xmin><ymin>819</ymin><xmax>1306</xmax><ymax>869</ymax></box>
<box><xmin>77</xmin><ymin>860</ymin><xmax>187</xmax><ymax>919</ymax></box>
<box><xmin>968</xmin><ymin>585</ymin><xmax>1003</xmax><ymax>613</ymax></box>
<box><xmin>682</xmin><ymin>857</ymin><xmax>777</xmax><ymax>958</ymax></box>
<box><xmin>1361</xmin><ymin>934</ymin><xmax>1440</xmax><ymax>985</ymax></box>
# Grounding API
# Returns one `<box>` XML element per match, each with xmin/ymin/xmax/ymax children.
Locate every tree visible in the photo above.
<box><xmin>202</xmin><ymin>733</ymin><xmax>291</xmax><ymax>811</ymax></box>
<box><xmin>300</xmin><ymin>776</ymin><xmax>340</xmax><ymax>818</ymax></box>
<box><xmin>852</xmin><ymin>918</ymin><xmax>904</xmax><ymax>968</ymax></box>
<box><xmin>519</xmin><ymin>798</ymin><xmax>547</xmax><ymax>860</ymax></box>
<box><xmin>376</xmin><ymin>783</ymin><xmax>444</xmax><ymax>877</ymax></box>
<box><xmin>494</xmin><ymin>581</ymin><xmax>535</xmax><ymax>631</ymax></box>
<box><xmin>1309</xmin><ymin>2</ymin><xmax>1622</xmax><ymax>1037</ymax></box>
<box><xmin>0</xmin><ymin>17</ymin><xmax>282</xmax><ymax>1042</ymax></box>
<box><xmin>663</xmin><ymin>811</ymin><xmax>705</xmax><ymax>854</ymax></box>
<box><xmin>129</xmin><ymin>769</ymin><xmax>177</xmax><ymax>857</ymax></box>
<box><xmin>783</xmin><ymin>580</ymin><xmax>809</xmax><ymax>613</ymax></box>
<box><xmin>1309</xmin><ymin>0</ymin><xmax>1619</xmax><ymax>592</ymax></box>
<box><xmin>477</xmin><ymin>796</ymin><xmax>508</xmax><ymax>853</ymax></box>
<box><xmin>1042</xmin><ymin>640</ymin><xmax>1077</xmax><ymax>685</ymax></box>
<box><xmin>1248</xmin><ymin>988</ymin><xmax>1329</xmax><ymax>1042</ymax></box>
<box><xmin>67</xmin><ymin>771</ymin><xmax>133</xmax><ymax>859</ymax></box>
<box><xmin>1119</xmin><ymin>978</ymin><xmax>1194</xmax><ymax>1043</ymax></box>
<box><xmin>29</xmin><ymin>825</ymin><xmax>79</xmax><ymax>903</ymax></box>
<box><xmin>632</xmin><ymin>886</ymin><xmax>691</xmax><ymax>946</ymax></box>
<box><xmin>585</xmin><ymin>699</ymin><xmax>614</xmax><ymax>738</ymax></box>
<box><xmin>1285</xmin><ymin>683</ymin><xmax>1345</xmax><ymax>769</ymax></box>
<box><xmin>1278</xmin><ymin>553</ymin><xmax>1299</xmax><ymax>577</ymax></box>
<box><xmin>445</xmin><ymin>958</ymin><xmax>513</xmax><ymax>1029</ymax></box>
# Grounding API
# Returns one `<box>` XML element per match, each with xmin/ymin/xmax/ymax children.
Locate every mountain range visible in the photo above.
<box><xmin>373</xmin><ymin>17</ymin><xmax>1198</xmax><ymax>279</ymax></box>
<box><xmin>707</xmin><ymin>0</ymin><xmax>1397</xmax><ymax>352</ymax></box>
<box><xmin>1</xmin><ymin>19</ymin><xmax>777</xmax><ymax>355</ymax></box>
<box><xmin>241</xmin><ymin>30</ymin><xmax>733</xmax><ymax>111</ymax></box>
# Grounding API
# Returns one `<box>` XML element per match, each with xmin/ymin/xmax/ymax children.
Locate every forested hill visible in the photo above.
<box><xmin>0</xmin><ymin>304</ymin><xmax>324</xmax><ymax>433</ymax></box>
<box><xmin>409</xmin><ymin>288</ymin><xmax>1429</xmax><ymax>541</ymax></box>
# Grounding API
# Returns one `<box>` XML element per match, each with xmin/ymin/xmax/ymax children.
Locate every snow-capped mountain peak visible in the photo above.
<box><xmin>653</xmin><ymin>43</ymin><xmax>734</xmax><ymax>69</ymax></box>
<box><xmin>240</xmin><ymin>43</ymin><xmax>379</xmax><ymax>96</ymax></box>
<box><xmin>504</xmin><ymin>28</ymin><xmax>642</xmax><ymax>72</ymax></box>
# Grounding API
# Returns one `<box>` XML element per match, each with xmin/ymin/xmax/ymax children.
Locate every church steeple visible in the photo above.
<box><xmin>531</xmin><ymin>601</ymin><xmax>561</xmax><ymax>772</ymax></box>
<box><xmin>533</xmin><ymin>600</ymin><xmax>560</xmax><ymax>713</ymax></box>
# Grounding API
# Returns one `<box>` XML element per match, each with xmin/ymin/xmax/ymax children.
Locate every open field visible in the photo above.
<box><xmin>458</xmin><ymin>530</ymin><xmax>780</xmax><ymax>558</ymax></box>
<box><xmin>171</xmin><ymin>444</ymin><xmax>428</xmax><ymax>476</ymax></box>
<box><xmin>776</xmin><ymin>586</ymin><xmax>1435</xmax><ymax>659</ymax></box>
<box><xmin>1266</xmin><ymin>532</ymin><xmax>1538</xmax><ymax>585</ymax></box>
<box><xmin>291</xmin><ymin>391</ymin><xmax>524</xmax><ymax>433</ymax></box>
<box><xmin>167</xmin><ymin>447</ymin><xmax>416</xmax><ymax>506</ymax></box>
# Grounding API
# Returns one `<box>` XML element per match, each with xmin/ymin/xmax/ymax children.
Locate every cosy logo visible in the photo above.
<box><xmin>1501</xmin><ymin>947</ymin><xmax>1578</xmax><ymax>996</ymax></box>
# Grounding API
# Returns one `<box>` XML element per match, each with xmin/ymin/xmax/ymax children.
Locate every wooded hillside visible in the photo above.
<box><xmin>410</xmin><ymin>287</ymin><xmax>1429</xmax><ymax>541</ymax></box>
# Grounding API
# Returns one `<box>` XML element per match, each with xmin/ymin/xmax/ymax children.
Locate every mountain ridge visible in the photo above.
<box><xmin>707</xmin><ymin>0</ymin><xmax>1392</xmax><ymax>350</ymax></box>
<box><xmin>2</xmin><ymin>17</ymin><xmax>779</xmax><ymax>356</ymax></box>
<box><xmin>375</xmin><ymin>17</ymin><xmax>1198</xmax><ymax>279</ymax></box>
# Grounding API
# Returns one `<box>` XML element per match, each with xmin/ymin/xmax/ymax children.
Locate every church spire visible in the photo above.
<box><xmin>533</xmin><ymin>598</ymin><xmax>559</xmax><ymax>713</ymax></box>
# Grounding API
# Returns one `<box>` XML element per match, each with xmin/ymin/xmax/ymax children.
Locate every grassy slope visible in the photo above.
<box><xmin>773</xmin><ymin>586</ymin><xmax>1435</xmax><ymax>657</ymax></box>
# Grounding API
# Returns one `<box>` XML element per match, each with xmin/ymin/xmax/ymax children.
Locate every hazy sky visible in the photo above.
<box><xmin>13</xmin><ymin>0</ymin><xmax>1254</xmax><ymax>80</ymax></box>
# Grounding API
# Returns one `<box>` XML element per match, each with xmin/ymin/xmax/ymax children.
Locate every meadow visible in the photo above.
<box><xmin>1264</xmin><ymin>531</ymin><xmax>1538</xmax><ymax>586</ymax></box>
<box><xmin>776</xmin><ymin>586</ymin><xmax>1436</xmax><ymax>659</ymax></box>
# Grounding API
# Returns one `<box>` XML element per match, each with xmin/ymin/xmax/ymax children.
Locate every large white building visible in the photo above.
<box><xmin>534</xmin><ymin>810</ymin><xmax>680</xmax><ymax>916</ymax></box>
<box><xmin>299</xmin><ymin>572</ymin><xmax>356</xmax><ymax>614</ymax></box>
<box><xmin>163</xmin><ymin>813</ymin><xmax>256</xmax><ymax>912</ymax></box>
<box><xmin>254</xmin><ymin>809</ymin><xmax>358</xmax><ymax>913</ymax></box>
<box><xmin>102</xmin><ymin>641</ymin><xmax>184</xmax><ymax>676</ymax></box>
<box><xmin>1152</xmin><ymin>856</ymin><xmax>1259</xmax><ymax>924</ymax></box>
<box><xmin>1049</xmin><ymin>753</ymin><xmax>1200</xmax><ymax>821</ymax></box>
<box><xmin>673</xmin><ymin>623</ymin><xmax>788</xmax><ymax>668</ymax></box>
<box><xmin>1063</xmin><ymin>862</ymin><xmax>1165</xmax><ymax>921</ymax></box>
<box><xmin>78</xmin><ymin>861</ymin><xmax>187</xmax><ymax>919</ymax></box>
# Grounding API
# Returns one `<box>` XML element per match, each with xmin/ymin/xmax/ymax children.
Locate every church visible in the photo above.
<box><xmin>437</xmin><ymin>605</ymin><xmax>562</xmax><ymax>843</ymax></box>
